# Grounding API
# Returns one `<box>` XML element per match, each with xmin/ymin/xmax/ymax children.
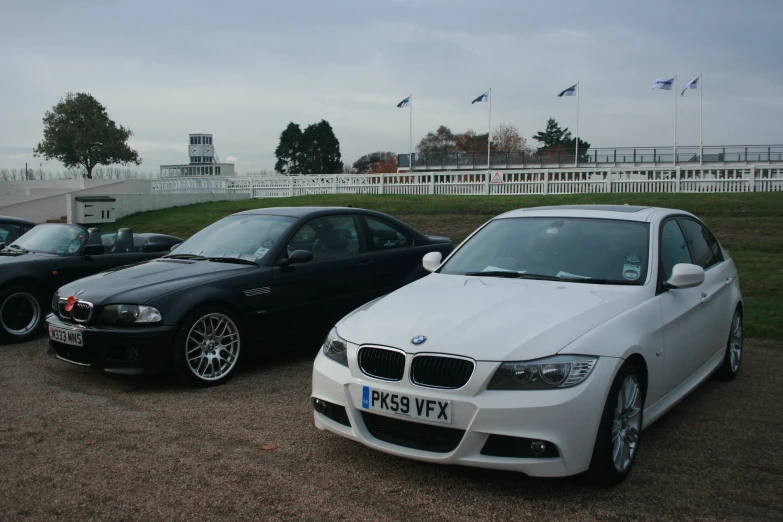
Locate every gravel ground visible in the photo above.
<box><xmin>1</xmin><ymin>337</ymin><xmax>781</xmax><ymax>521</ymax></box>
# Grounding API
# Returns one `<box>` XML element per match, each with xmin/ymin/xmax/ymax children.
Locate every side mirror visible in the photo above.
<box><xmin>169</xmin><ymin>243</ymin><xmax>181</xmax><ymax>252</ymax></box>
<box><xmin>82</xmin><ymin>244</ymin><xmax>104</xmax><ymax>256</ymax></box>
<box><xmin>422</xmin><ymin>251</ymin><xmax>443</xmax><ymax>273</ymax></box>
<box><xmin>665</xmin><ymin>263</ymin><xmax>705</xmax><ymax>289</ymax></box>
<box><xmin>278</xmin><ymin>249</ymin><xmax>313</xmax><ymax>267</ymax></box>
<box><xmin>0</xmin><ymin>242</ymin><xmax>6</xmax><ymax>251</ymax></box>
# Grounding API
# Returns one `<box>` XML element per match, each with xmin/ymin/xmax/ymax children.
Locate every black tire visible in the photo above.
<box><xmin>588</xmin><ymin>361</ymin><xmax>645</xmax><ymax>487</ymax></box>
<box><xmin>713</xmin><ymin>308</ymin><xmax>743</xmax><ymax>381</ymax></box>
<box><xmin>173</xmin><ymin>305</ymin><xmax>243</xmax><ymax>387</ymax></box>
<box><xmin>0</xmin><ymin>285</ymin><xmax>43</xmax><ymax>344</ymax></box>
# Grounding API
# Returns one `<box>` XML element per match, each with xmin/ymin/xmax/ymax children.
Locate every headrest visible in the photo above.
<box><xmin>320</xmin><ymin>228</ymin><xmax>350</xmax><ymax>249</ymax></box>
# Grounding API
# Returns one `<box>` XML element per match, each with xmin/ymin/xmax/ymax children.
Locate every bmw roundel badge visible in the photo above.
<box><xmin>411</xmin><ymin>335</ymin><xmax>427</xmax><ymax>345</ymax></box>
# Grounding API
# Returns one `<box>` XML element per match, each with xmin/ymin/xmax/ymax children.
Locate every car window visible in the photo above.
<box><xmin>660</xmin><ymin>219</ymin><xmax>693</xmax><ymax>281</ymax></box>
<box><xmin>0</xmin><ymin>223</ymin><xmax>21</xmax><ymax>243</ymax></box>
<box><xmin>175</xmin><ymin>215</ymin><xmax>295</xmax><ymax>259</ymax></box>
<box><xmin>287</xmin><ymin>216</ymin><xmax>360</xmax><ymax>261</ymax></box>
<box><xmin>678</xmin><ymin>218</ymin><xmax>723</xmax><ymax>270</ymax></box>
<box><xmin>364</xmin><ymin>217</ymin><xmax>412</xmax><ymax>251</ymax></box>
<box><xmin>440</xmin><ymin>217</ymin><xmax>650</xmax><ymax>284</ymax></box>
<box><xmin>11</xmin><ymin>224</ymin><xmax>87</xmax><ymax>256</ymax></box>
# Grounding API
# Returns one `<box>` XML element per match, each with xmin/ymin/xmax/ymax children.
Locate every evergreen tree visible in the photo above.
<box><xmin>533</xmin><ymin>118</ymin><xmax>572</xmax><ymax>150</ymax></box>
<box><xmin>300</xmin><ymin>120</ymin><xmax>342</xmax><ymax>174</ymax></box>
<box><xmin>274</xmin><ymin>122</ymin><xmax>303</xmax><ymax>174</ymax></box>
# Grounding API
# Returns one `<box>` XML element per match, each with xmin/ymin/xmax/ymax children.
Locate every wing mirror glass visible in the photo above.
<box><xmin>665</xmin><ymin>263</ymin><xmax>705</xmax><ymax>289</ymax></box>
<box><xmin>82</xmin><ymin>244</ymin><xmax>104</xmax><ymax>256</ymax></box>
<box><xmin>422</xmin><ymin>251</ymin><xmax>443</xmax><ymax>273</ymax></box>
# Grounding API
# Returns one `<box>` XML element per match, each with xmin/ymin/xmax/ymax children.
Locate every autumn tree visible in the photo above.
<box><xmin>493</xmin><ymin>123</ymin><xmax>528</xmax><ymax>154</ymax></box>
<box><xmin>368</xmin><ymin>155</ymin><xmax>398</xmax><ymax>174</ymax></box>
<box><xmin>353</xmin><ymin>151</ymin><xmax>396</xmax><ymax>173</ymax></box>
<box><xmin>416</xmin><ymin>126</ymin><xmax>456</xmax><ymax>154</ymax></box>
<box><xmin>33</xmin><ymin>92</ymin><xmax>141</xmax><ymax>179</ymax></box>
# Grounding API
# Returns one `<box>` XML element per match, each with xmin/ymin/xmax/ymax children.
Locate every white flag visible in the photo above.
<box><xmin>652</xmin><ymin>77</ymin><xmax>675</xmax><ymax>90</ymax></box>
<box><xmin>681</xmin><ymin>76</ymin><xmax>699</xmax><ymax>96</ymax></box>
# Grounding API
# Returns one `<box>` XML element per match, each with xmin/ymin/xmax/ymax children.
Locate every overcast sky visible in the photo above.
<box><xmin>1</xmin><ymin>0</ymin><xmax>781</xmax><ymax>173</ymax></box>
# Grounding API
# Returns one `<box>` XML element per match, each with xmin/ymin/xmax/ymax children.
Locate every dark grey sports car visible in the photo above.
<box><xmin>46</xmin><ymin>207</ymin><xmax>454</xmax><ymax>386</ymax></box>
<box><xmin>0</xmin><ymin>224</ymin><xmax>182</xmax><ymax>343</ymax></box>
<box><xmin>0</xmin><ymin>215</ymin><xmax>36</xmax><ymax>246</ymax></box>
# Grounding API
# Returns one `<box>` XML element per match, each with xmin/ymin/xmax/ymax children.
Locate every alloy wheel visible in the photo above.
<box><xmin>729</xmin><ymin>312</ymin><xmax>743</xmax><ymax>373</ymax></box>
<box><xmin>185</xmin><ymin>313</ymin><xmax>240</xmax><ymax>381</ymax></box>
<box><xmin>0</xmin><ymin>292</ymin><xmax>41</xmax><ymax>336</ymax></box>
<box><xmin>611</xmin><ymin>375</ymin><xmax>642</xmax><ymax>473</ymax></box>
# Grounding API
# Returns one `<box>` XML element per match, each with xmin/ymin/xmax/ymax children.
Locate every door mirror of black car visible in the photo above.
<box><xmin>82</xmin><ymin>244</ymin><xmax>104</xmax><ymax>256</ymax></box>
<box><xmin>0</xmin><ymin>242</ymin><xmax>6</xmax><ymax>251</ymax></box>
<box><xmin>278</xmin><ymin>249</ymin><xmax>314</xmax><ymax>267</ymax></box>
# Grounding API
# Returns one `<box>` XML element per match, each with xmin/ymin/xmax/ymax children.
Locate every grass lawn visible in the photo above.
<box><xmin>115</xmin><ymin>192</ymin><xmax>783</xmax><ymax>340</ymax></box>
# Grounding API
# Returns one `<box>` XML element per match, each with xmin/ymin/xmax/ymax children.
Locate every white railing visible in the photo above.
<box><xmin>152</xmin><ymin>166</ymin><xmax>783</xmax><ymax>197</ymax></box>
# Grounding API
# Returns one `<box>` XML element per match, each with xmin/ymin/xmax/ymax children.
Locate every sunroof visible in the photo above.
<box><xmin>524</xmin><ymin>205</ymin><xmax>649</xmax><ymax>213</ymax></box>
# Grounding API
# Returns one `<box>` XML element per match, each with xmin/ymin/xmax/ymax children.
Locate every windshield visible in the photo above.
<box><xmin>173</xmin><ymin>214</ymin><xmax>295</xmax><ymax>259</ymax></box>
<box><xmin>440</xmin><ymin>217</ymin><xmax>650</xmax><ymax>284</ymax></box>
<box><xmin>10</xmin><ymin>224</ymin><xmax>88</xmax><ymax>256</ymax></box>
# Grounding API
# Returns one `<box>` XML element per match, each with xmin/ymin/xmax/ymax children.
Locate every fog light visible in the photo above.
<box><xmin>313</xmin><ymin>398</ymin><xmax>327</xmax><ymax>414</ymax></box>
<box><xmin>530</xmin><ymin>440</ymin><xmax>547</xmax><ymax>456</ymax></box>
<box><xmin>124</xmin><ymin>348</ymin><xmax>139</xmax><ymax>362</ymax></box>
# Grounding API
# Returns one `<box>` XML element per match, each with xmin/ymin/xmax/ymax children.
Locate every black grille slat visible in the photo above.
<box><xmin>411</xmin><ymin>355</ymin><xmax>474</xmax><ymax>389</ymax></box>
<box><xmin>361</xmin><ymin>412</ymin><xmax>464</xmax><ymax>453</ymax></box>
<box><xmin>358</xmin><ymin>347</ymin><xmax>405</xmax><ymax>381</ymax></box>
<box><xmin>73</xmin><ymin>302</ymin><xmax>92</xmax><ymax>323</ymax></box>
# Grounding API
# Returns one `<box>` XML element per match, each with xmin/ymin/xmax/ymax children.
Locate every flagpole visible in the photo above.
<box><xmin>575</xmin><ymin>82</ymin><xmax>580</xmax><ymax>167</ymax></box>
<box><xmin>699</xmin><ymin>74</ymin><xmax>703</xmax><ymax>166</ymax></box>
<box><xmin>409</xmin><ymin>94</ymin><xmax>413</xmax><ymax>172</ymax></box>
<box><xmin>673</xmin><ymin>75</ymin><xmax>677</xmax><ymax>166</ymax></box>
<box><xmin>487</xmin><ymin>88</ymin><xmax>492</xmax><ymax>171</ymax></box>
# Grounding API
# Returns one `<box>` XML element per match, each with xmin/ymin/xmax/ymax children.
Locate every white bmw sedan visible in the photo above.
<box><xmin>311</xmin><ymin>205</ymin><xmax>743</xmax><ymax>485</ymax></box>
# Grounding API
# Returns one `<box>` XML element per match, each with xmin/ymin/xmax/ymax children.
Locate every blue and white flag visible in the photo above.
<box><xmin>652</xmin><ymin>77</ymin><xmax>675</xmax><ymax>90</ymax></box>
<box><xmin>558</xmin><ymin>84</ymin><xmax>577</xmax><ymax>97</ymax></box>
<box><xmin>397</xmin><ymin>95</ymin><xmax>411</xmax><ymax>108</ymax></box>
<box><xmin>471</xmin><ymin>91</ymin><xmax>489</xmax><ymax>104</ymax></box>
<box><xmin>681</xmin><ymin>76</ymin><xmax>699</xmax><ymax>96</ymax></box>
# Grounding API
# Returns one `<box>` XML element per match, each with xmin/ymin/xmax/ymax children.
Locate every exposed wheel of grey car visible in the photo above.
<box><xmin>0</xmin><ymin>285</ymin><xmax>43</xmax><ymax>343</ymax></box>
<box><xmin>588</xmin><ymin>361</ymin><xmax>644</xmax><ymax>487</ymax></box>
<box><xmin>173</xmin><ymin>305</ymin><xmax>242</xmax><ymax>387</ymax></box>
<box><xmin>714</xmin><ymin>308</ymin><xmax>743</xmax><ymax>381</ymax></box>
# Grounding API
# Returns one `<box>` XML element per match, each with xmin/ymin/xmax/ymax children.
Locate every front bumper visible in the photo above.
<box><xmin>312</xmin><ymin>348</ymin><xmax>622</xmax><ymax>477</ymax></box>
<box><xmin>46</xmin><ymin>314</ymin><xmax>177</xmax><ymax>375</ymax></box>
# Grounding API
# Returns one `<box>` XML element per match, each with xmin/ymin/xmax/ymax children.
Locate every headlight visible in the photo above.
<box><xmin>100</xmin><ymin>304</ymin><xmax>162</xmax><ymax>324</ymax></box>
<box><xmin>322</xmin><ymin>327</ymin><xmax>348</xmax><ymax>366</ymax></box>
<box><xmin>487</xmin><ymin>355</ymin><xmax>598</xmax><ymax>389</ymax></box>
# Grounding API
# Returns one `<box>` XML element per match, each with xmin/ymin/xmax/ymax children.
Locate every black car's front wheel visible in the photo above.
<box><xmin>174</xmin><ymin>305</ymin><xmax>242</xmax><ymax>387</ymax></box>
<box><xmin>0</xmin><ymin>285</ymin><xmax>43</xmax><ymax>344</ymax></box>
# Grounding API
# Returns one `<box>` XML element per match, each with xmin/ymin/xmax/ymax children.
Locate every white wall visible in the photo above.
<box><xmin>66</xmin><ymin>192</ymin><xmax>251</xmax><ymax>223</ymax></box>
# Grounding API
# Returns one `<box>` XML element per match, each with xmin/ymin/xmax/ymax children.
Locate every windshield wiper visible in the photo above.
<box><xmin>164</xmin><ymin>253</ymin><xmax>206</xmax><ymax>260</ymax></box>
<box><xmin>464</xmin><ymin>271</ymin><xmax>525</xmax><ymax>278</ymax></box>
<box><xmin>516</xmin><ymin>273</ymin><xmax>563</xmax><ymax>281</ymax></box>
<box><xmin>205</xmin><ymin>256</ymin><xmax>257</xmax><ymax>265</ymax></box>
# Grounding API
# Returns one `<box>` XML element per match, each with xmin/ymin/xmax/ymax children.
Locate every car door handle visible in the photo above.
<box><xmin>700</xmin><ymin>292</ymin><xmax>710</xmax><ymax>305</ymax></box>
<box><xmin>725</xmin><ymin>277</ymin><xmax>734</xmax><ymax>287</ymax></box>
<box><xmin>358</xmin><ymin>260</ymin><xmax>376</xmax><ymax>267</ymax></box>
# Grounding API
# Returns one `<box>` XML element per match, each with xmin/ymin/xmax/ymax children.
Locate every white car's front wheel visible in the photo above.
<box><xmin>714</xmin><ymin>308</ymin><xmax>743</xmax><ymax>381</ymax></box>
<box><xmin>588</xmin><ymin>361</ymin><xmax>645</xmax><ymax>487</ymax></box>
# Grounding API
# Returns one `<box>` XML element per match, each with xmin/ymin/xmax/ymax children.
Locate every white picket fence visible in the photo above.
<box><xmin>151</xmin><ymin>166</ymin><xmax>783</xmax><ymax>198</ymax></box>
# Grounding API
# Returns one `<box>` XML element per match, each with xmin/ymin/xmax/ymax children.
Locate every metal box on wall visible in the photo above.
<box><xmin>74</xmin><ymin>195</ymin><xmax>116</xmax><ymax>224</ymax></box>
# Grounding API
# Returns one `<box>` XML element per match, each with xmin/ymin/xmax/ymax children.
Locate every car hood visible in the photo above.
<box><xmin>337</xmin><ymin>274</ymin><xmax>648</xmax><ymax>361</ymax></box>
<box><xmin>57</xmin><ymin>258</ymin><xmax>256</xmax><ymax>305</ymax></box>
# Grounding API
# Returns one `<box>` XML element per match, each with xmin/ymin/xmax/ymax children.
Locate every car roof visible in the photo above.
<box><xmin>0</xmin><ymin>215</ymin><xmax>36</xmax><ymax>226</ymax></box>
<box><xmin>497</xmin><ymin>205</ymin><xmax>692</xmax><ymax>223</ymax></box>
<box><xmin>234</xmin><ymin>206</ymin><xmax>378</xmax><ymax>218</ymax></box>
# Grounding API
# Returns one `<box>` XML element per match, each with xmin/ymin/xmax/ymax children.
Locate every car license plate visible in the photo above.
<box><xmin>49</xmin><ymin>325</ymin><xmax>83</xmax><ymax>347</ymax></box>
<box><xmin>362</xmin><ymin>386</ymin><xmax>452</xmax><ymax>424</ymax></box>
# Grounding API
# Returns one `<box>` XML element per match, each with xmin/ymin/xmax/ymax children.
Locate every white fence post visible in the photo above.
<box><xmin>289</xmin><ymin>177</ymin><xmax>294</xmax><ymax>197</ymax></box>
<box><xmin>749</xmin><ymin>165</ymin><xmax>756</xmax><ymax>192</ymax></box>
<box><xmin>484</xmin><ymin>171</ymin><xmax>490</xmax><ymax>195</ymax></box>
<box><xmin>542</xmin><ymin>171</ymin><xmax>548</xmax><ymax>194</ymax></box>
<box><xmin>332</xmin><ymin>174</ymin><xmax>338</xmax><ymax>194</ymax></box>
<box><xmin>605</xmin><ymin>168</ymin><xmax>613</xmax><ymax>193</ymax></box>
<box><xmin>379</xmin><ymin>173</ymin><xmax>385</xmax><ymax>195</ymax></box>
<box><xmin>675</xmin><ymin>167</ymin><xmax>681</xmax><ymax>193</ymax></box>
<box><xmin>429</xmin><ymin>174</ymin><xmax>435</xmax><ymax>195</ymax></box>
